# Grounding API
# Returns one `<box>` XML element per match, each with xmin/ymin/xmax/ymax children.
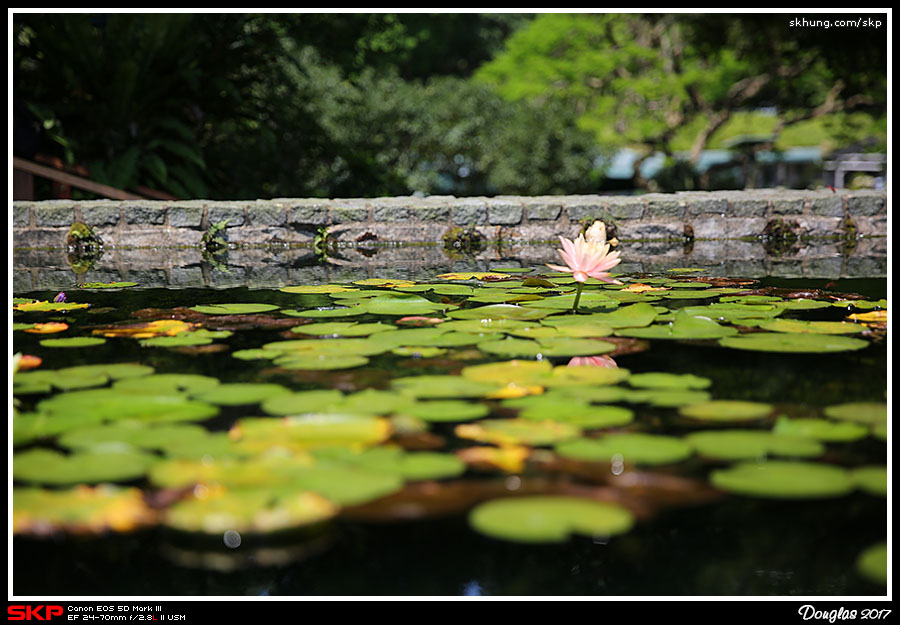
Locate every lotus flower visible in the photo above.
<box><xmin>547</xmin><ymin>222</ymin><xmax>622</xmax><ymax>284</ymax></box>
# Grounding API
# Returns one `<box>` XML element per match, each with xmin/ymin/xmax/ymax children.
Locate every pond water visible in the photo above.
<box><xmin>11</xmin><ymin>261</ymin><xmax>888</xmax><ymax>596</ymax></box>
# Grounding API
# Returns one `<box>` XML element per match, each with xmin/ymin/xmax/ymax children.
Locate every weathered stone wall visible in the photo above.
<box><xmin>12</xmin><ymin>188</ymin><xmax>886</xmax><ymax>250</ymax></box>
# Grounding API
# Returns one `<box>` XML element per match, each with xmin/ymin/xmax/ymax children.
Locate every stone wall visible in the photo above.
<box><xmin>12</xmin><ymin>188</ymin><xmax>887</xmax><ymax>250</ymax></box>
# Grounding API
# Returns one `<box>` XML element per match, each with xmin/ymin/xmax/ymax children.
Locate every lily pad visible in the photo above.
<box><xmin>272</xmin><ymin>354</ymin><xmax>371</xmax><ymax>370</ymax></box>
<box><xmin>191</xmin><ymin>383</ymin><xmax>290</xmax><ymax>406</ymax></box>
<box><xmin>13</xmin><ymin>485</ymin><xmax>157</xmax><ymax>535</ymax></box>
<box><xmin>164</xmin><ymin>489</ymin><xmax>337</xmax><ymax>535</ymax></box>
<box><xmin>392</xmin><ymin>375</ymin><xmax>501</xmax><ymax>399</ymax></box>
<box><xmin>190</xmin><ymin>303</ymin><xmax>280</xmax><ymax>315</ymax></box>
<box><xmin>280</xmin><ymin>284</ymin><xmax>358</xmax><ymax>294</ymax></box>
<box><xmin>291</xmin><ymin>322</ymin><xmax>397</xmax><ymax>337</ymax></box>
<box><xmin>758</xmin><ymin>319</ymin><xmax>865</xmax><ymax>334</ymax></box>
<box><xmin>39</xmin><ymin>337</ymin><xmax>107</xmax><ymax>348</ymax></box>
<box><xmin>556</xmin><ymin>433</ymin><xmax>692</xmax><ymax>465</ymax></box>
<box><xmin>232</xmin><ymin>413</ymin><xmax>392</xmax><ymax>450</ymax></box>
<box><xmin>469</xmin><ymin>496</ymin><xmax>634</xmax><ymax>543</ymax></box>
<box><xmin>710</xmin><ymin>460</ymin><xmax>855</xmax><ymax>499</ymax></box>
<box><xmin>455</xmin><ymin>419</ymin><xmax>581</xmax><ymax>446</ymax></box>
<box><xmin>627</xmin><ymin>372</ymin><xmax>711</xmax><ymax>390</ymax></box>
<box><xmin>719</xmin><ymin>332</ymin><xmax>869</xmax><ymax>353</ymax></box>
<box><xmin>679</xmin><ymin>400</ymin><xmax>773</xmax><ymax>422</ymax></box>
<box><xmin>113</xmin><ymin>373</ymin><xmax>220</xmax><ymax>395</ymax></box>
<box><xmin>36</xmin><ymin>389</ymin><xmax>220</xmax><ymax>424</ymax></box>
<box><xmin>851</xmin><ymin>466</ymin><xmax>887</xmax><ymax>496</ymax></box>
<box><xmin>822</xmin><ymin>402</ymin><xmax>887</xmax><ymax>426</ymax></box>
<box><xmin>447</xmin><ymin>304</ymin><xmax>551</xmax><ymax>321</ymax></box>
<box><xmin>13</xmin><ymin>448</ymin><xmax>157</xmax><ymax>485</ymax></box>
<box><xmin>617</xmin><ymin>310</ymin><xmax>738</xmax><ymax>340</ymax></box>
<box><xmin>856</xmin><ymin>542</ymin><xmax>887</xmax><ymax>585</ymax></box>
<box><xmin>261</xmin><ymin>390</ymin><xmax>345</xmax><ymax>416</ymax></box>
<box><xmin>398</xmin><ymin>400</ymin><xmax>490</xmax><ymax>422</ymax></box>
<box><xmin>685</xmin><ymin>430</ymin><xmax>824</xmax><ymax>461</ymax></box>
<box><xmin>772</xmin><ymin>417</ymin><xmax>869</xmax><ymax>442</ymax></box>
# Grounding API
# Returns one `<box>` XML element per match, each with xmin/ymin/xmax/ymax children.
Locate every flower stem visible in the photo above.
<box><xmin>572</xmin><ymin>282</ymin><xmax>584</xmax><ymax>313</ymax></box>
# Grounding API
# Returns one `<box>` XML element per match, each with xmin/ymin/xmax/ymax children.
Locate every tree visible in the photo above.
<box><xmin>475</xmin><ymin>13</ymin><xmax>887</xmax><ymax>187</ymax></box>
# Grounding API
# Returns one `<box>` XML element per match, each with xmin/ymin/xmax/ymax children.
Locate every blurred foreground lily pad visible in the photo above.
<box><xmin>13</xmin><ymin>485</ymin><xmax>156</xmax><ymax>535</ymax></box>
<box><xmin>710</xmin><ymin>461</ymin><xmax>855</xmax><ymax>499</ymax></box>
<box><xmin>469</xmin><ymin>496</ymin><xmax>634</xmax><ymax>543</ymax></box>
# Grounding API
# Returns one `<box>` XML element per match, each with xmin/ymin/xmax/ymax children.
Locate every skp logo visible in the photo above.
<box><xmin>7</xmin><ymin>606</ymin><xmax>64</xmax><ymax>621</ymax></box>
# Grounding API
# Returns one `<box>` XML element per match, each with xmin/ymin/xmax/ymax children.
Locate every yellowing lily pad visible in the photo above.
<box><xmin>469</xmin><ymin>496</ymin><xmax>634</xmax><ymax>543</ymax></box>
<box><xmin>13</xmin><ymin>485</ymin><xmax>157</xmax><ymax>535</ymax></box>
<box><xmin>280</xmin><ymin>284</ymin><xmax>358</xmax><ymax>294</ymax></box>
<box><xmin>164</xmin><ymin>489</ymin><xmax>337</xmax><ymax>535</ymax></box>
<box><xmin>231</xmin><ymin>413</ymin><xmax>392</xmax><ymax>450</ymax></box>
<box><xmin>455</xmin><ymin>419</ymin><xmax>581</xmax><ymax>447</ymax></box>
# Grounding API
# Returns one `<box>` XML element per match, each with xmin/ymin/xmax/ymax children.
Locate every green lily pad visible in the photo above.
<box><xmin>625</xmin><ymin>389</ymin><xmax>712</xmax><ymax>407</ymax></box>
<box><xmin>679</xmin><ymin>400</ymin><xmax>773</xmax><ymax>422</ymax></box>
<box><xmin>617</xmin><ymin>310</ymin><xmax>738</xmax><ymax>340</ymax></box>
<box><xmin>447</xmin><ymin>304</ymin><xmax>551</xmax><ymax>321</ymax></box>
<box><xmin>779</xmin><ymin>299</ymin><xmax>832</xmax><ymax>310</ymax></box>
<box><xmin>772</xmin><ymin>417</ymin><xmax>869</xmax><ymax>442</ymax></box>
<box><xmin>469</xmin><ymin>496</ymin><xmax>634</xmax><ymax>543</ymax></box>
<box><xmin>288</xmin><ymin>306</ymin><xmax>368</xmax><ymax>318</ymax></box>
<box><xmin>59</xmin><ymin>363</ymin><xmax>155</xmax><ymax>380</ymax></box>
<box><xmin>662</xmin><ymin>289</ymin><xmax>720</xmax><ymax>300</ymax></box>
<box><xmin>460</xmin><ymin>359</ymin><xmax>553</xmax><ymax>387</ymax></box>
<box><xmin>273</xmin><ymin>354</ymin><xmax>371</xmax><ymax>370</ymax></box>
<box><xmin>710</xmin><ymin>461</ymin><xmax>855</xmax><ymax>499</ymax></box>
<box><xmin>851</xmin><ymin>466</ymin><xmax>886</xmax><ymax>496</ymax></box>
<box><xmin>627</xmin><ymin>372</ymin><xmax>711</xmax><ymax>390</ymax></box>
<box><xmin>113</xmin><ymin>373</ymin><xmax>220</xmax><ymax>395</ymax></box>
<box><xmin>76</xmin><ymin>282</ymin><xmax>139</xmax><ymax>289</ymax></box>
<box><xmin>392</xmin><ymin>375</ymin><xmax>501</xmax><ymax>399</ymax></box>
<box><xmin>13</xmin><ymin>448</ymin><xmax>157</xmax><ymax>485</ymax></box>
<box><xmin>758</xmin><ymin>319</ymin><xmax>865</xmax><ymax>334</ymax></box>
<box><xmin>823</xmin><ymin>402</ymin><xmax>887</xmax><ymax>426</ymax></box>
<box><xmin>719</xmin><ymin>332</ymin><xmax>869</xmax><ymax>353</ymax></box>
<box><xmin>439</xmin><ymin>319</ymin><xmax>534</xmax><ymax>334</ymax></box>
<box><xmin>313</xmin><ymin>447</ymin><xmax>466</xmax><ymax>481</ymax></box>
<box><xmin>39</xmin><ymin>337</ymin><xmax>107</xmax><ymax>348</ymax></box>
<box><xmin>263</xmin><ymin>338</ymin><xmax>387</xmax><ymax>357</ymax></box>
<box><xmin>856</xmin><ymin>543</ymin><xmax>887</xmax><ymax>585</ymax></box>
<box><xmin>543</xmin><ymin>304</ymin><xmax>657</xmax><ymax>329</ymax></box>
<box><xmin>398</xmin><ymin>400</ymin><xmax>490</xmax><ymax>422</ymax></box>
<box><xmin>57</xmin><ymin>421</ymin><xmax>209</xmax><ymax>452</ymax></box>
<box><xmin>291</xmin><ymin>322</ymin><xmax>397</xmax><ymax>337</ymax></box>
<box><xmin>360</xmin><ymin>294</ymin><xmax>449</xmax><ymax>316</ymax></box>
<box><xmin>685</xmin><ymin>430</ymin><xmax>824</xmax><ymax>461</ymax></box>
<box><xmin>518</xmin><ymin>400</ymin><xmax>634</xmax><ymax>429</ymax></box>
<box><xmin>335</xmin><ymin>390</ymin><xmax>417</xmax><ymax>415</ymax></box>
<box><xmin>192</xmin><ymin>383</ymin><xmax>291</xmax><ymax>406</ymax></box>
<box><xmin>546</xmin><ymin>365</ymin><xmax>631</xmax><ymax>387</ymax></box>
<box><xmin>189</xmin><ymin>303</ymin><xmax>280</xmax><ymax>315</ymax></box>
<box><xmin>261</xmin><ymin>390</ymin><xmax>345</xmax><ymax>416</ymax></box>
<box><xmin>556</xmin><ymin>433</ymin><xmax>692</xmax><ymax>465</ymax></box>
<box><xmin>36</xmin><ymin>389</ymin><xmax>220</xmax><ymax>424</ymax></box>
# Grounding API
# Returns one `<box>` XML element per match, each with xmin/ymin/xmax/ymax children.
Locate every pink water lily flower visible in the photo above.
<box><xmin>546</xmin><ymin>226</ymin><xmax>622</xmax><ymax>284</ymax></box>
